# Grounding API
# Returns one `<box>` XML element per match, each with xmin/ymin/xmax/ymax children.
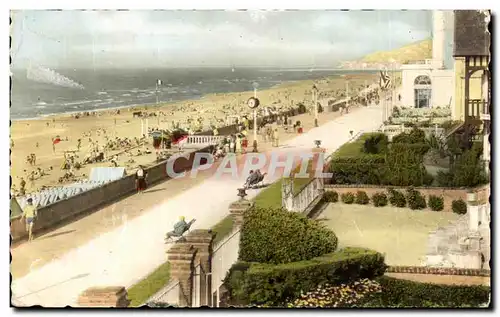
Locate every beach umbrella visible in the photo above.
<box><xmin>52</xmin><ymin>136</ymin><xmax>61</xmax><ymax>145</ymax></box>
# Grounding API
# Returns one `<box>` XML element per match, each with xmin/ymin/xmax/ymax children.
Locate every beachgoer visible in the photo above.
<box><xmin>19</xmin><ymin>178</ymin><xmax>26</xmax><ymax>196</ymax></box>
<box><xmin>272</xmin><ymin>128</ymin><xmax>279</xmax><ymax>147</ymax></box>
<box><xmin>135</xmin><ymin>165</ymin><xmax>148</xmax><ymax>193</ymax></box>
<box><xmin>20</xmin><ymin>198</ymin><xmax>37</xmax><ymax>241</ymax></box>
<box><xmin>165</xmin><ymin>216</ymin><xmax>190</xmax><ymax>240</ymax></box>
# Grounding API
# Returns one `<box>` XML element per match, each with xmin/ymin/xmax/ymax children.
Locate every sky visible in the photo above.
<box><xmin>10</xmin><ymin>10</ymin><xmax>432</xmax><ymax>69</ymax></box>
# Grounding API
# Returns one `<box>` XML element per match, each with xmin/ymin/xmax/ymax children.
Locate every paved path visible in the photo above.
<box><xmin>11</xmin><ymin>104</ymin><xmax>383</xmax><ymax>307</ymax></box>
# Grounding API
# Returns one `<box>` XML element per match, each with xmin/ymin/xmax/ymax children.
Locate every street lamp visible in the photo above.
<box><xmin>312</xmin><ymin>84</ymin><xmax>319</xmax><ymax>127</ymax></box>
<box><xmin>249</xmin><ymin>82</ymin><xmax>260</xmax><ymax>152</ymax></box>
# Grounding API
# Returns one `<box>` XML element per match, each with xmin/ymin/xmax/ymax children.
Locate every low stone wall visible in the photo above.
<box><xmin>324</xmin><ymin>184</ymin><xmax>489</xmax><ymax>212</ymax></box>
<box><xmin>10</xmin><ymin>146</ymin><xmax>213</xmax><ymax>243</ymax></box>
<box><xmin>78</xmin><ymin>286</ymin><xmax>130</xmax><ymax>308</ymax></box>
<box><xmin>386</xmin><ymin>266</ymin><xmax>491</xmax><ymax>277</ymax></box>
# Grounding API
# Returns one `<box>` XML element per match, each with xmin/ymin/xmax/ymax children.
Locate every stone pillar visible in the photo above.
<box><xmin>185</xmin><ymin>230</ymin><xmax>213</xmax><ymax>307</ymax></box>
<box><xmin>167</xmin><ymin>244</ymin><xmax>196</xmax><ymax>307</ymax></box>
<box><xmin>467</xmin><ymin>192</ymin><xmax>480</xmax><ymax>233</ymax></box>
<box><xmin>77</xmin><ymin>286</ymin><xmax>129</xmax><ymax>308</ymax></box>
<box><xmin>229</xmin><ymin>199</ymin><xmax>253</xmax><ymax>228</ymax></box>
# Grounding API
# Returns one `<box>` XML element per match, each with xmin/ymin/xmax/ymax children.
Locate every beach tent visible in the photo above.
<box><xmin>89</xmin><ymin>167</ymin><xmax>126</xmax><ymax>183</ymax></box>
<box><xmin>10</xmin><ymin>197</ymin><xmax>23</xmax><ymax>218</ymax></box>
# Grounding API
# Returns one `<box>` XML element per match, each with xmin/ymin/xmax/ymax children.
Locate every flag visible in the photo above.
<box><xmin>379</xmin><ymin>70</ymin><xmax>391</xmax><ymax>90</ymax></box>
<box><xmin>52</xmin><ymin>136</ymin><xmax>61</xmax><ymax>145</ymax></box>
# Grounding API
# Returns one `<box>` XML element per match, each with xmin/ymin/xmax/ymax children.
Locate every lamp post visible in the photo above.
<box><xmin>312</xmin><ymin>84</ymin><xmax>319</xmax><ymax>127</ymax></box>
<box><xmin>249</xmin><ymin>82</ymin><xmax>260</xmax><ymax>152</ymax></box>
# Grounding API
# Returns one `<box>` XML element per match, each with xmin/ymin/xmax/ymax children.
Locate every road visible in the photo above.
<box><xmin>11</xmin><ymin>104</ymin><xmax>383</xmax><ymax>307</ymax></box>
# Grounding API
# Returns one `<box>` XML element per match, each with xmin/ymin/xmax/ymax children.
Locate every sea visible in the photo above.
<box><xmin>10</xmin><ymin>67</ymin><xmax>373</xmax><ymax>120</ymax></box>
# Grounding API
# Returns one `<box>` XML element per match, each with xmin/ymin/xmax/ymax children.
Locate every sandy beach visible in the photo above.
<box><xmin>10</xmin><ymin>73</ymin><xmax>377</xmax><ymax>195</ymax></box>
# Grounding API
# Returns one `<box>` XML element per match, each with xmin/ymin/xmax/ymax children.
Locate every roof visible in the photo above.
<box><xmin>89</xmin><ymin>167</ymin><xmax>126</xmax><ymax>183</ymax></box>
<box><xmin>454</xmin><ymin>10</ymin><xmax>490</xmax><ymax>57</ymax></box>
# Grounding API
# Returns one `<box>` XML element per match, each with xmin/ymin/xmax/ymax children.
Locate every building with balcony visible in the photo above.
<box><xmin>398</xmin><ymin>11</ymin><xmax>455</xmax><ymax>109</ymax></box>
<box><xmin>452</xmin><ymin>10</ymin><xmax>490</xmax><ymax>172</ymax></box>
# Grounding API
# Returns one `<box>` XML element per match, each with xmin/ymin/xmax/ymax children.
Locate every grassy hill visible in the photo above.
<box><xmin>361</xmin><ymin>39</ymin><xmax>432</xmax><ymax>64</ymax></box>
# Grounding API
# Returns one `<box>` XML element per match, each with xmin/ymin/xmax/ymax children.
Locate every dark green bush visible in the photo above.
<box><xmin>406</xmin><ymin>188</ymin><xmax>427</xmax><ymax>210</ymax></box>
<box><xmin>359</xmin><ymin>276</ymin><xmax>490</xmax><ymax>308</ymax></box>
<box><xmin>341</xmin><ymin>192</ymin><xmax>355</xmax><ymax>204</ymax></box>
<box><xmin>224</xmin><ymin>248</ymin><xmax>387</xmax><ymax>306</ymax></box>
<box><xmin>387</xmin><ymin>189</ymin><xmax>406</xmax><ymax>207</ymax></box>
<box><xmin>437</xmin><ymin>147</ymin><xmax>488</xmax><ymax>187</ymax></box>
<box><xmin>392</xmin><ymin>128</ymin><xmax>426</xmax><ymax>144</ymax></box>
<box><xmin>323</xmin><ymin>191</ymin><xmax>338</xmax><ymax>203</ymax></box>
<box><xmin>330</xmin><ymin>156</ymin><xmax>386</xmax><ymax>185</ymax></box>
<box><xmin>372</xmin><ymin>192</ymin><xmax>388</xmax><ymax>207</ymax></box>
<box><xmin>239</xmin><ymin>207</ymin><xmax>338</xmax><ymax>265</ymax></box>
<box><xmin>363</xmin><ymin>133</ymin><xmax>388</xmax><ymax>155</ymax></box>
<box><xmin>452</xmin><ymin>199</ymin><xmax>467</xmax><ymax>215</ymax></box>
<box><xmin>428</xmin><ymin>195</ymin><xmax>444</xmax><ymax>211</ymax></box>
<box><xmin>355</xmin><ymin>191</ymin><xmax>370</xmax><ymax>205</ymax></box>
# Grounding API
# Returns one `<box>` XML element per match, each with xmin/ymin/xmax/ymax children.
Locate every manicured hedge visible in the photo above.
<box><xmin>452</xmin><ymin>199</ymin><xmax>467</xmax><ymax>215</ymax></box>
<box><xmin>355</xmin><ymin>191</ymin><xmax>370</xmax><ymax>205</ymax></box>
<box><xmin>224</xmin><ymin>248</ymin><xmax>387</xmax><ymax>306</ymax></box>
<box><xmin>341</xmin><ymin>192</ymin><xmax>355</xmax><ymax>204</ymax></box>
<box><xmin>372</xmin><ymin>192</ymin><xmax>388</xmax><ymax>207</ymax></box>
<box><xmin>428</xmin><ymin>195</ymin><xmax>444</xmax><ymax>211</ymax></box>
<box><xmin>358</xmin><ymin>276</ymin><xmax>490</xmax><ymax>308</ymax></box>
<box><xmin>406</xmin><ymin>188</ymin><xmax>427</xmax><ymax>210</ymax></box>
<box><xmin>239</xmin><ymin>207</ymin><xmax>338</xmax><ymax>264</ymax></box>
<box><xmin>437</xmin><ymin>144</ymin><xmax>488</xmax><ymax>187</ymax></box>
<box><xmin>323</xmin><ymin>190</ymin><xmax>338</xmax><ymax>203</ymax></box>
<box><xmin>388</xmin><ymin>188</ymin><xmax>406</xmax><ymax>208</ymax></box>
<box><xmin>329</xmin><ymin>131</ymin><xmax>433</xmax><ymax>187</ymax></box>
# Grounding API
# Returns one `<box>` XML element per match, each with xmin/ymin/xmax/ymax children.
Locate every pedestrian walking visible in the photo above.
<box><xmin>20</xmin><ymin>198</ymin><xmax>37</xmax><ymax>241</ymax></box>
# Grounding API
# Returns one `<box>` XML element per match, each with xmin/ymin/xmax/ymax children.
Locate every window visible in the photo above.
<box><xmin>414</xmin><ymin>75</ymin><xmax>432</xmax><ymax>108</ymax></box>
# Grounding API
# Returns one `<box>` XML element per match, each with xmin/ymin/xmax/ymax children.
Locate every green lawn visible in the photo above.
<box><xmin>211</xmin><ymin>215</ymin><xmax>234</xmax><ymax>245</ymax></box>
<box><xmin>127</xmin><ymin>261</ymin><xmax>171</xmax><ymax>307</ymax></box>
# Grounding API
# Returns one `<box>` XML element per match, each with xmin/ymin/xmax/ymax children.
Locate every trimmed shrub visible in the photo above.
<box><xmin>428</xmin><ymin>195</ymin><xmax>444</xmax><ymax>211</ymax></box>
<box><xmin>323</xmin><ymin>191</ymin><xmax>338</xmax><ymax>203</ymax></box>
<box><xmin>341</xmin><ymin>192</ymin><xmax>355</xmax><ymax>204</ymax></box>
<box><xmin>355</xmin><ymin>191</ymin><xmax>370</xmax><ymax>205</ymax></box>
<box><xmin>362</xmin><ymin>133</ymin><xmax>388</xmax><ymax>155</ymax></box>
<box><xmin>330</xmin><ymin>156</ymin><xmax>386</xmax><ymax>185</ymax></box>
<box><xmin>452</xmin><ymin>199</ymin><xmax>467</xmax><ymax>215</ymax></box>
<box><xmin>436</xmin><ymin>147</ymin><xmax>488</xmax><ymax>187</ymax></box>
<box><xmin>224</xmin><ymin>248</ymin><xmax>387</xmax><ymax>306</ymax></box>
<box><xmin>406</xmin><ymin>188</ymin><xmax>427</xmax><ymax>210</ymax></box>
<box><xmin>359</xmin><ymin>276</ymin><xmax>490</xmax><ymax>308</ymax></box>
<box><xmin>372</xmin><ymin>192</ymin><xmax>388</xmax><ymax>207</ymax></box>
<box><xmin>387</xmin><ymin>189</ymin><xmax>406</xmax><ymax>207</ymax></box>
<box><xmin>239</xmin><ymin>207</ymin><xmax>338</xmax><ymax>264</ymax></box>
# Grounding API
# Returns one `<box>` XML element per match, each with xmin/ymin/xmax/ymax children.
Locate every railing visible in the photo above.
<box><xmin>146</xmin><ymin>279</ymin><xmax>181</xmax><ymax>306</ymax></box>
<box><xmin>282</xmin><ymin>178</ymin><xmax>324</xmax><ymax>213</ymax></box>
<box><xmin>186</xmin><ymin>135</ymin><xmax>225</xmax><ymax>146</ymax></box>
<box><xmin>211</xmin><ymin>228</ymin><xmax>241</xmax><ymax>307</ymax></box>
<box><xmin>467</xmin><ymin>99</ymin><xmax>487</xmax><ymax>121</ymax></box>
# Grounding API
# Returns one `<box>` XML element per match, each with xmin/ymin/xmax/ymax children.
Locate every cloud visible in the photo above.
<box><xmin>11</xmin><ymin>10</ymin><xmax>432</xmax><ymax>68</ymax></box>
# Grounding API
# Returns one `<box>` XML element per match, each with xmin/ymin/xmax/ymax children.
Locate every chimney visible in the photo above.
<box><xmin>432</xmin><ymin>10</ymin><xmax>446</xmax><ymax>69</ymax></box>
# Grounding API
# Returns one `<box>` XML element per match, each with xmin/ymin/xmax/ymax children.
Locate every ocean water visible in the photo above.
<box><xmin>10</xmin><ymin>67</ymin><xmax>371</xmax><ymax>120</ymax></box>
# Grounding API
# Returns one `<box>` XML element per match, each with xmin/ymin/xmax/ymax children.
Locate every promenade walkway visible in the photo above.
<box><xmin>11</xmin><ymin>104</ymin><xmax>384</xmax><ymax>307</ymax></box>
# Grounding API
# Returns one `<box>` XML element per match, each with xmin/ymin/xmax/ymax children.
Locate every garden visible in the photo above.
<box><xmin>328</xmin><ymin>127</ymin><xmax>488</xmax><ymax>188</ymax></box>
<box><xmin>388</xmin><ymin>106</ymin><xmax>452</xmax><ymax>126</ymax></box>
<box><xmin>222</xmin><ymin>205</ymin><xmax>490</xmax><ymax>308</ymax></box>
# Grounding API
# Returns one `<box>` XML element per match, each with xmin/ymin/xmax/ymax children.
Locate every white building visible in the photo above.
<box><xmin>398</xmin><ymin>11</ymin><xmax>455</xmax><ymax>109</ymax></box>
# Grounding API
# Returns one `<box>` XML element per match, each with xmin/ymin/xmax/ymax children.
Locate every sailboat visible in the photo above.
<box><xmin>231</xmin><ymin>65</ymin><xmax>235</xmax><ymax>73</ymax></box>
